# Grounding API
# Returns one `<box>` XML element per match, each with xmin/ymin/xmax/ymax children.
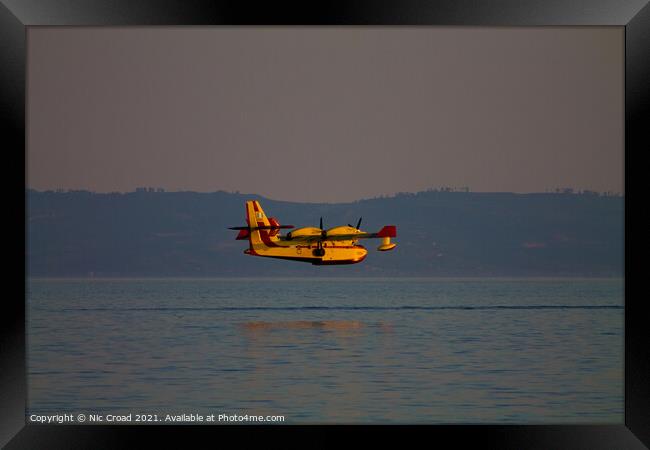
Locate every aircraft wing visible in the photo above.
<box><xmin>325</xmin><ymin>225</ymin><xmax>397</xmax><ymax>241</ymax></box>
<box><xmin>282</xmin><ymin>234</ymin><xmax>323</xmax><ymax>243</ymax></box>
<box><xmin>287</xmin><ymin>226</ymin><xmax>396</xmax><ymax>242</ymax></box>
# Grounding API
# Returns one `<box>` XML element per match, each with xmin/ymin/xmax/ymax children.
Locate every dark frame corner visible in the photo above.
<box><xmin>2</xmin><ymin>0</ymin><xmax>648</xmax><ymax>448</ymax></box>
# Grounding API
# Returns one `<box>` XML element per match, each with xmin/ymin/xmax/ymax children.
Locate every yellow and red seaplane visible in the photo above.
<box><xmin>229</xmin><ymin>200</ymin><xmax>397</xmax><ymax>265</ymax></box>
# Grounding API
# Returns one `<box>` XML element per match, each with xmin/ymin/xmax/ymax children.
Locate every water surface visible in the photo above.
<box><xmin>27</xmin><ymin>277</ymin><xmax>623</xmax><ymax>424</ymax></box>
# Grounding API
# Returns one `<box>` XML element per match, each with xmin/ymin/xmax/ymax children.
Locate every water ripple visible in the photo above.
<box><xmin>59</xmin><ymin>305</ymin><xmax>622</xmax><ymax>312</ymax></box>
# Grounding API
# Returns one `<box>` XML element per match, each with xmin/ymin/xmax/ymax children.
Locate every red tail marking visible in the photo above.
<box><xmin>377</xmin><ymin>225</ymin><xmax>397</xmax><ymax>238</ymax></box>
<box><xmin>268</xmin><ymin>217</ymin><xmax>280</xmax><ymax>237</ymax></box>
<box><xmin>257</xmin><ymin>227</ymin><xmax>281</xmax><ymax>247</ymax></box>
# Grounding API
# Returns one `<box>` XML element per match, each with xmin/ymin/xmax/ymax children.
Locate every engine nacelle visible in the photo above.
<box><xmin>286</xmin><ymin>227</ymin><xmax>322</xmax><ymax>241</ymax></box>
<box><xmin>326</xmin><ymin>225</ymin><xmax>360</xmax><ymax>236</ymax></box>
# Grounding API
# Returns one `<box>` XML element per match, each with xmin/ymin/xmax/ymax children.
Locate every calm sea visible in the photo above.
<box><xmin>27</xmin><ymin>277</ymin><xmax>623</xmax><ymax>424</ymax></box>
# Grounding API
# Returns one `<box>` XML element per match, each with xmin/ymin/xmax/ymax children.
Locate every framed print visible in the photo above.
<box><xmin>2</xmin><ymin>0</ymin><xmax>648</xmax><ymax>447</ymax></box>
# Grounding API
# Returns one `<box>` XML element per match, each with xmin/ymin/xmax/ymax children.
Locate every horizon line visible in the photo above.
<box><xmin>25</xmin><ymin>186</ymin><xmax>624</xmax><ymax>204</ymax></box>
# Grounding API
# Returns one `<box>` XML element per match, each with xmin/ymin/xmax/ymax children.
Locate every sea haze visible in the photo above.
<box><xmin>27</xmin><ymin>277</ymin><xmax>623</xmax><ymax>424</ymax></box>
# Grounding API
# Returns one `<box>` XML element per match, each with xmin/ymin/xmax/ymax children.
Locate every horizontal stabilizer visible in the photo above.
<box><xmin>235</xmin><ymin>229</ymin><xmax>250</xmax><ymax>240</ymax></box>
<box><xmin>228</xmin><ymin>225</ymin><xmax>294</xmax><ymax>230</ymax></box>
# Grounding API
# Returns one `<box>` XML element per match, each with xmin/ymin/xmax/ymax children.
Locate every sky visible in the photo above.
<box><xmin>27</xmin><ymin>27</ymin><xmax>623</xmax><ymax>203</ymax></box>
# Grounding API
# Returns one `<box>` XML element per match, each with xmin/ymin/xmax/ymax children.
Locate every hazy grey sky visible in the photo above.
<box><xmin>27</xmin><ymin>27</ymin><xmax>623</xmax><ymax>203</ymax></box>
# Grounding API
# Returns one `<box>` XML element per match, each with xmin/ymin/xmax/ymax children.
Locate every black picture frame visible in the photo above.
<box><xmin>2</xmin><ymin>0</ymin><xmax>647</xmax><ymax>447</ymax></box>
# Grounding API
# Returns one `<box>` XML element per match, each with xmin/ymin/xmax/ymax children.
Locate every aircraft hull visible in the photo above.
<box><xmin>245</xmin><ymin>244</ymin><xmax>368</xmax><ymax>265</ymax></box>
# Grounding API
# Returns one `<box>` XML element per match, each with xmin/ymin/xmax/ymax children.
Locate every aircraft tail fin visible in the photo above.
<box><xmin>229</xmin><ymin>201</ymin><xmax>292</xmax><ymax>247</ymax></box>
<box><xmin>245</xmin><ymin>200</ymin><xmax>277</xmax><ymax>246</ymax></box>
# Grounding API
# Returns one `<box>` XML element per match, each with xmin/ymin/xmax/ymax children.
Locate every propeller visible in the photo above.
<box><xmin>314</xmin><ymin>216</ymin><xmax>326</xmax><ymax>255</ymax></box>
<box><xmin>320</xmin><ymin>217</ymin><xmax>327</xmax><ymax>240</ymax></box>
<box><xmin>347</xmin><ymin>217</ymin><xmax>362</xmax><ymax>230</ymax></box>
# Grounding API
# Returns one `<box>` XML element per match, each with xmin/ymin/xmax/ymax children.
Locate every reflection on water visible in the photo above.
<box><xmin>27</xmin><ymin>278</ymin><xmax>623</xmax><ymax>424</ymax></box>
<box><xmin>240</xmin><ymin>320</ymin><xmax>367</xmax><ymax>331</ymax></box>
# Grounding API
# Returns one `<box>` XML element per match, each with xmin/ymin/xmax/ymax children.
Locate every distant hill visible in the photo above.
<box><xmin>26</xmin><ymin>189</ymin><xmax>623</xmax><ymax>277</ymax></box>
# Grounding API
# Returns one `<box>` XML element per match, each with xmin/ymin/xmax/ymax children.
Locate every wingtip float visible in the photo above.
<box><xmin>228</xmin><ymin>200</ymin><xmax>397</xmax><ymax>265</ymax></box>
